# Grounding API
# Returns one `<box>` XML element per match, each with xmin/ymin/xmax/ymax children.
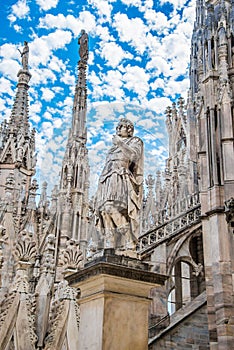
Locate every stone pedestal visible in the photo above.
<box><xmin>67</xmin><ymin>249</ymin><xmax>167</xmax><ymax>350</ymax></box>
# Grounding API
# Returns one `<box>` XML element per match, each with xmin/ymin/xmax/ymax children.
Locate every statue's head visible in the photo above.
<box><xmin>116</xmin><ymin>118</ymin><xmax>134</xmax><ymax>137</ymax></box>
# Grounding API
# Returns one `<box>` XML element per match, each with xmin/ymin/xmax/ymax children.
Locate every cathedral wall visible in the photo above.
<box><xmin>149</xmin><ymin>303</ymin><xmax>209</xmax><ymax>350</ymax></box>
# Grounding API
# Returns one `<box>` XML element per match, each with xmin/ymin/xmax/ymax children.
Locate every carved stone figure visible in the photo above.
<box><xmin>78</xmin><ymin>30</ymin><xmax>89</xmax><ymax>62</ymax></box>
<box><xmin>18</xmin><ymin>41</ymin><xmax>29</xmax><ymax>70</ymax></box>
<box><xmin>95</xmin><ymin>118</ymin><xmax>144</xmax><ymax>250</ymax></box>
<box><xmin>16</xmin><ymin>146</ymin><xmax>24</xmax><ymax>162</ymax></box>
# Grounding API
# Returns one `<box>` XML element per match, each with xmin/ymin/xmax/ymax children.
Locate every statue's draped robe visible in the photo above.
<box><xmin>95</xmin><ymin>136</ymin><xmax>143</xmax><ymax>244</ymax></box>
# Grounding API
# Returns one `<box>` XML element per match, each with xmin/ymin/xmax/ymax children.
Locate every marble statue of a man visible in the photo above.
<box><xmin>78</xmin><ymin>29</ymin><xmax>89</xmax><ymax>63</ymax></box>
<box><xmin>18</xmin><ymin>41</ymin><xmax>29</xmax><ymax>70</ymax></box>
<box><xmin>95</xmin><ymin>118</ymin><xmax>144</xmax><ymax>250</ymax></box>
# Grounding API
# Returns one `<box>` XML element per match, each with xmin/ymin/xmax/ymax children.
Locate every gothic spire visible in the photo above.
<box><xmin>195</xmin><ymin>0</ymin><xmax>205</xmax><ymax>28</ymax></box>
<box><xmin>10</xmin><ymin>41</ymin><xmax>32</xmax><ymax>136</ymax></box>
<box><xmin>71</xmin><ymin>30</ymin><xmax>89</xmax><ymax>143</ymax></box>
<box><xmin>0</xmin><ymin>41</ymin><xmax>36</xmax><ymax>204</ymax></box>
<box><xmin>58</xmin><ymin>31</ymin><xmax>90</xmax><ymax>254</ymax></box>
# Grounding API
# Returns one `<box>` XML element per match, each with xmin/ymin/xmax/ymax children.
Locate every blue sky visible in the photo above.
<box><xmin>0</xmin><ymin>0</ymin><xmax>196</xmax><ymax>196</ymax></box>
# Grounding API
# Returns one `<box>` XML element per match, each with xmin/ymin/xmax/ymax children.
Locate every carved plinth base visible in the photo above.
<box><xmin>67</xmin><ymin>250</ymin><xmax>167</xmax><ymax>350</ymax></box>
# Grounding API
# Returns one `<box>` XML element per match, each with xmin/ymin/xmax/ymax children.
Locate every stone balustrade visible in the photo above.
<box><xmin>138</xmin><ymin>193</ymin><xmax>201</xmax><ymax>254</ymax></box>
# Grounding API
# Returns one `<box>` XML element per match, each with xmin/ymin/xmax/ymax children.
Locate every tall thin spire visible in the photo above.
<box><xmin>58</xmin><ymin>31</ymin><xmax>90</xmax><ymax>254</ymax></box>
<box><xmin>72</xmin><ymin>30</ymin><xmax>89</xmax><ymax>142</ymax></box>
<box><xmin>10</xmin><ymin>41</ymin><xmax>31</xmax><ymax>136</ymax></box>
<box><xmin>0</xmin><ymin>41</ymin><xmax>36</xmax><ymax>204</ymax></box>
<box><xmin>195</xmin><ymin>0</ymin><xmax>205</xmax><ymax>28</ymax></box>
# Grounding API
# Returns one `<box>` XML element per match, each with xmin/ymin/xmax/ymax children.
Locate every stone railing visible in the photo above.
<box><xmin>142</xmin><ymin>192</ymin><xmax>200</xmax><ymax>234</ymax></box>
<box><xmin>138</xmin><ymin>193</ymin><xmax>201</xmax><ymax>254</ymax></box>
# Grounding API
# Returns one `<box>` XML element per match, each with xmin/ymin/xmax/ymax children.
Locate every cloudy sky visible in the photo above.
<box><xmin>0</xmin><ymin>0</ymin><xmax>196</xmax><ymax>197</ymax></box>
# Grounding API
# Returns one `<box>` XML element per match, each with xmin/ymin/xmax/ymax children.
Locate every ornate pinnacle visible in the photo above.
<box><xmin>165</xmin><ymin>106</ymin><xmax>172</xmax><ymax>118</ymax></box>
<box><xmin>9</xmin><ymin>41</ymin><xmax>32</xmax><ymax>134</ymax></box>
<box><xmin>70</xmin><ymin>30</ymin><xmax>89</xmax><ymax>141</ymax></box>
<box><xmin>172</xmin><ymin>102</ymin><xmax>177</xmax><ymax>121</ymax></box>
<box><xmin>145</xmin><ymin>174</ymin><xmax>155</xmax><ymax>190</ymax></box>
<box><xmin>178</xmin><ymin>96</ymin><xmax>185</xmax><ymax>110</ymax></box>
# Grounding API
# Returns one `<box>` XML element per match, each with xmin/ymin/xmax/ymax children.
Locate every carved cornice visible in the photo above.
<box><xmin>66</xmin><ymin>251</ymin><xmax>167</xmax><ymax>286</ymax></box>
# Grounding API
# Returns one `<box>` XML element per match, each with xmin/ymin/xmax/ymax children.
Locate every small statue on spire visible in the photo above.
<box><xmin>18</xmin><ymin>41</ymin><xmax>29</xmax><ymax>70</ymax></box>
<box><xmin>78</xmin><ymin>30</ymin><xmax>88</xmax><ymax>63</ymax></box>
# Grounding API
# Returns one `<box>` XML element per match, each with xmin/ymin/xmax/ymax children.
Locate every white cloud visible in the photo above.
<box><xmin>39</xmin><ymin>12</ymin><xmax>96</xmax><ymax>36</ymax></box>
<box><xmin>120</xmin><ymin>0</ymin><xmax>154</xmax><ymax>12</ymax></box>
<box><xmin>138</xmin><ymin>118</ymin><xmax>159</xmax><ymax>129</ymax></box>
<box><xmin>183</xmin><ymin>0</ymin><xmax>196</xmax><ymax>23</ymax></box>
<box><xmin>87</xmin><ymin>0</ymin><xmax>113</xmax><ymax>23</ymax></box>
<box><xmin>144</xmin><ymin>10</ymin><xmax>169</xmax><ymax>33</ymax></box>
<box><xmin>95</xmin><ymin>25</ymin><xmax>115</xmax><ymax>44</ymax></box>
<box><xmin>78</xmin><ymin>11</ymin><xmax>97</xmax><ymax>33</ymax></box>
<box><xmin>36</xmin><ymin>0</ymin><xmax>59</xmax><ymax>11</ymax></box>
<box><xmin>29</xmin><ymin>30</ymin><xmax>72</xmax><ymax>67</ymax></box>
<box><xmin>143</xmin><ymin>5</ymin><xmax>194</xmax><ymax>102</ymax></box>
<box><xmin>146</xmin><ymin>56</ymin><xmax>171</xmax><ymax>76</ymax></box>
<box><xmin>100</xmin><ymin>41</ymin><xmax>133</xmax><ymax>68</ymax></box>
<box><xmin>163</xmin><ymin>78</ymin><xmax>189</xmax><ymax>100</ymax></box>
<box><xmin>39</xmin><ymin>13</ymin><xmax>80</xmax><ymax>34</ymax></box>
<box><xmin>146</xmin><ymin>96</ymin><xmax>172</xmax><ymax>114</ymax></box>
<box><xmin>150</xmin><ymin>145</ymin><xmax>167</xmax><ymax>160</ymax></box>
<box><xmin>0</xmin><ymin>78</ymin><xmax>14</xmax><ymax>97</ymax></box>
<box><xmin>43</xmin><ymin>111</ymin><xmax>52</xmax><ymax>120</ymax></box>
<box><xmin>53</xmin><ymin>118</ymin><xmax>63</xmax><ymax>128</ymax></box>
<box><xmin>13</xmin><ymin>24</ymin><xmax>23</xmax><ymax>33</ymax></box>
<box><xmin>48</xmin><ymin>56</ymin><xmax>66</xmax><ymax>72</ymax></box>
<box><xmin>60</xmin><ymin>70</ymin><xmax>76</xmax><ymax>86</ymax></box>
<box><xmin>47</xmin><ymin>139</ymin><xmax>61</xmax><ymax>152</ymax></box>
<box><xmin>0</xmin><ymin>59</ymin><xmax>21</xmax><ymax>81</ymax></box>
<box><xmin>41</xmin><ymin>121</ymin><xmax>54</xmax><ymax>138</ymax></box>
<box><xmin>121</xmin><ymin>0</ymin><xmax>142</xmax><ymax>7</ymax></box>
<box><xmin>30</xmin><ymin>68</ymin><xmax>56</xmax><ymax>85</ymax></box>
<box><xmin>52</xmin><ymin>86</ymin><xmax>63</xmax><ymax>94</ymax></box>
<box><xmin>89</xmin><ymin>102</ymin><xmax>123</xmax><ymax>124</ymax></box>
<box><xmin>0</xmin><ymin>43</ymin><xmax>20</xmax><ymax>61</ymax></box>
<box><xmin>30</xmin><ymin>101</ymin><xmax>42</xmax><ymax>114</ymax></box>
<box><xmin>8</xmin><ymin>14</ymin><xmax>17</xmax><ymax>23</ymax></box>
<box><xmin>113</xmin><ymin>13</ymin><xmax>148</xmax><ymax>54</ymax></box>
<box><xmin>0</xmin><ymin>99</ymin><xmax>7</xmax><ymax>113</ymax></box>
<box><xmin>123</xmin><ymin>65</ymin><xmax>150</xmax><ymax>98</ymax></box>
<box><xmin>9</xmin><ymin>0</ymin><xmax>30</xmax><ymax>23</ymax></box>
<box><xmin>89</xmin><ymin>71</ymin><xmax>102</xmax><ymax>86</ymax></box>
<box><xmin>89</xmin><ymin>70</ymin><xmax>125</xmax><ymax>101</ymax></box>
<box><xmin>41</xmin><ymin>87</ymin><xmax>55</xmax><ymax>101</ymax></box>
